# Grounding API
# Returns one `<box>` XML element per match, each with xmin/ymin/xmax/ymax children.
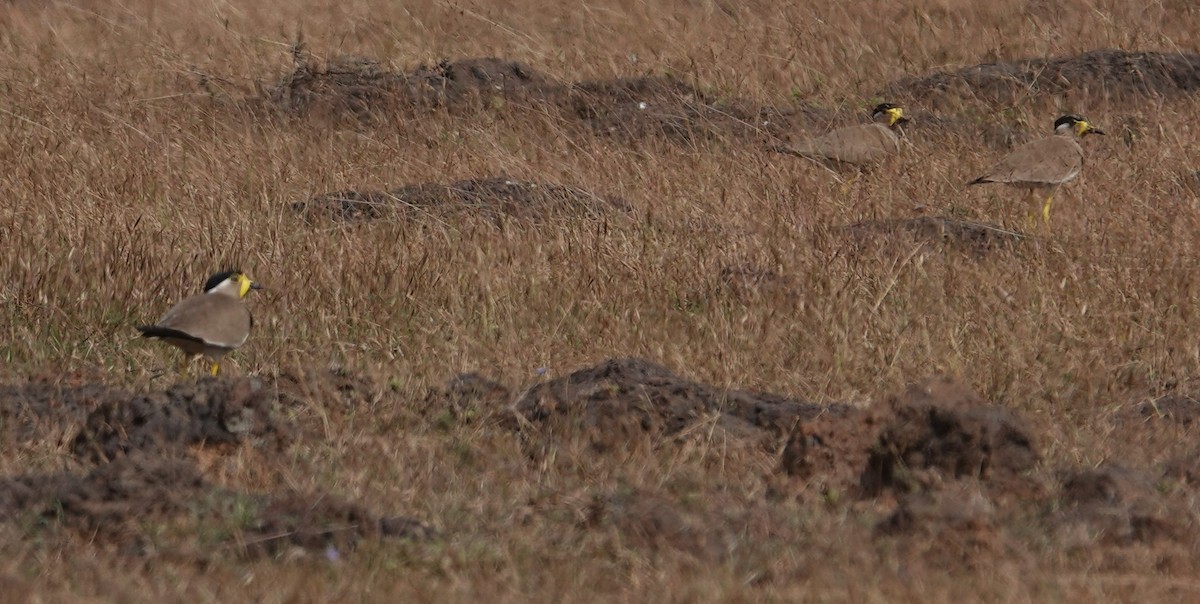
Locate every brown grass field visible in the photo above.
<box><xmin>3</xmin><ymin>0</ymin><xmax>1200</xmax><ymax>601</ymax></box>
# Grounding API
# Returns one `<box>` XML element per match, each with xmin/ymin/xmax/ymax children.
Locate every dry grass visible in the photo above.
<box><xmin>2</xmin><ymin>0</ymin><xmax>1200</xmax><ymax>601</ymax></box>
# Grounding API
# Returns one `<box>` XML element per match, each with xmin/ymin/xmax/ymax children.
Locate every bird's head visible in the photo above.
<box><xmin>872</xmin><ymin>102</ymin><xmax>909</xmax><ymax>128</ymax></box>
<box><xmin>1054</xmin><ymin>114</ymin><xmax>1105</xmax><ymax>138</ymax></box>
<box><xmin>204</xmin><ymin>270</ymin><xmax>263</xmax><ymax>299</ymax></box>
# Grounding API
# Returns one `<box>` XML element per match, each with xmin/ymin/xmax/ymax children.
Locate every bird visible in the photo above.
<box><xmin>137</xmin><ymin>270</ymin><xmax>263</xmax><ymax>377</ymax></box>
<box><xmin>773</xmin><ymin>102</ymin><xmax>910</xmax><ymax>168</ymax></box>
<box><xmin>968</xmin><ymin>114</ymin><xmax>1105</xmax><ymax>228</ymax></box>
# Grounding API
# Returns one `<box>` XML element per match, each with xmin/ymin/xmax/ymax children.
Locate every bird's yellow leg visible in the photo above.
<box><xmin>1024</xmin><ymin>189</ymin><xmax>1037</xmax><ymax>231</ymax></box>
<box><xmin>210</xmin><ymin>362</ymin><xmax>220</xmax><ymax>377</ymax></box>
<box><xmin>1042</xmin><ymin>194</ymin><xmax>1054</xmax><ymax>226</ymax></box>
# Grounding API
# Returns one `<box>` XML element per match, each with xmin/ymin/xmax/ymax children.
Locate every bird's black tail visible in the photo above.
<box><xmin>136</xmin><ymin>325</ymin><xmax>204</xmax><ymax>343</ymax></box>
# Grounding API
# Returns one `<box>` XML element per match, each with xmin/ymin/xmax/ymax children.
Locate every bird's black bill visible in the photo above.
<box><xmin>1090</xmin><ymin>129</ymin><xmax>1106</xmax><ymax>135</ymax></box>
<box><xmin>250</xmin><ymin>283</ymin><xmax>265</xmax><ymax>290</ymax></box>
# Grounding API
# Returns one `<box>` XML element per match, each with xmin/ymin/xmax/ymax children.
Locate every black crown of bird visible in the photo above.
<box><xmin>201</xmin><ymin>269</ymin><xmax>259</xmax><ymax>295</ymax></box>
<box><xmin>870</xmin><ymin>102</ymin><xmax>910</xmax><ymax>127</ymax></box>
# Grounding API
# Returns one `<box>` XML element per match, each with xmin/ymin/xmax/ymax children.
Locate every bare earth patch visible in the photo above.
<box><xmin>874</xmin><ymin>483</ymin><xmax>1005</xmax><ymax>568</ymax></box>
<box><xmin>1127</xmin><ymin>392</ymin><xmax>1200</xmax><ymax>427</ymax></box>
<box><xmin>0</xmin><ymin>375</ymin><xmax>435</xmax><ymax>560</ymax></box>
<box><xmin>859</xmin><ymin>377</ymin><xmax>1041</xmax><ymax>500</ymax></box>
<box><xmin>777</xmin><ymin>406</ymin><xmax>883</xmax><ymax>499</ymax></box>
<box><xmin>70</xmin><ymin>378</ymin><xmax>294</xmax><ymax>463</ymax></box>
<box><xmin>256</xmin><ymin>53</ymin><xmax>816</xmax><ymax>145</ymax></box>
<box><xmin>881</xmin><ymin>49</ymin><xmax>1200</xmax><ymax>108</ymax></box>
<box><xmin>841</xmin><ymin>216</ymin><xmax>1028</xmax><ymax>256</ymax></box>
<box><xmin>431</xmin><ymin>364</ymin><xmax>1200</xmax><ymax>574</ymax></box>
<box><xmin>291</xmin><ymin>177</ymin><xmax>631</xmax><ymax>224</ymax></box>
<box><xmin>1054</xmin><ymin>464</ymin><xmax>1195</xmax><ymax>546</ymax></box>
<box><xmin>7</xmin><ymin>360</ymin><xmax>1200</xmax><ymax>588</ymax></box>
<box><xmin>262</xmin><ymin>55</ymin><xmax>560</xmax><ymax>118</ymax></box>
<box><xmin>506</xmin><ymin>357</ymin><xmax>836</xmax><ymax>451</ymax></box>
<box><xmin>563</xmin><ymin>74</ymin><xmax>803</xmax><ymax>144</ymax></box>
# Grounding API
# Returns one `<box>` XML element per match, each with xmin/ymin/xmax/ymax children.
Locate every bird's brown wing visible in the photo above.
<box><xmin>971</xmin><ymin>136</ymin><xmax>1083</xmax><ymax>186</ymax></box>
<box><xmin>153</xmin><ymin>293</ymin><xmax>252</xmax><ymax>349</ymax></box>
<box><xmin>787</xmin><ymin>123</ymin><xmax>900</xmax><ymax>166</ymax></box>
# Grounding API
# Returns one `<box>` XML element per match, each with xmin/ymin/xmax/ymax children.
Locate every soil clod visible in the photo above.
<box><xmin>1055</xmin><ymin>465</ymin><xmax>1191</xmax><ymax>546</ymax></box>
<box><xmin>511</xmin><ymin>358</ymin><xmax>833</xmax><ymax>450</ymax></box>
<box><xmin>1</xmin><ymin>373</ymin><xmax>434</xmax><ymax>560</ymax></box>
<box><xmin>779</xmin><ymin>408</ymin><xmax>882</xmax><ymax>496</ymax></box>
<box><xmin>71</xmin><ymin>377</ymin><xmax>293</xmax><ymax>463</ymax></box>
<box><xmin>860</xmin><ymin>378</ymin><xmax>1039</xmax><ymax>497</ymax></box>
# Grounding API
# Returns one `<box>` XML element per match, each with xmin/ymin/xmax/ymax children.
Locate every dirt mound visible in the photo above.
<box><xmin>1164</xmin><ymin>450</ymin><xmax>1200</xmax><ymax>486</ymax></box>
<box><xmin>874</xmin><ymin>484</ymin><xmax>1003</xmax><ymax>566</ymax></box>
<box><xmin>773</xmin><ymin>377</ymin><xmax>1039</xmax><ymax>504</ymax></box>
<box><xmin>0</xmin><ymin>379</ymin><xmax>123</xmax><ymax>445</ymax></box>
<box><xmin>428</xmin><ymin>372</ymin><xmax>512</xmax><ymax>424</ymax></box>
<box><xmin>778</xmin><ymin>408</ymin><xmax>883</xmax><ymax>500</ymax></box>
<box><xmin>565</xmin><ymin>75</ymin><xmax>795</xmax><ymax>143</ymax></box>
<box><xmin>290</xmin><ymin>189</ymin><xmax>393</xmax><ymax>222</ymax></box>
<box><xmin>264</xmin><ymin>54</ymin><xmax>559</xmax><ymax>118</ymax></box>
<box><xmin>882</xmin><ymin>49</ymin><xmax>1200</xmax><ymax>107</ymax></box>
<box><xmin>0</xmin><ymin>453</ymin><xmax>434</xmax><ymax>558</ymax></box>
<box><xmin>877</xmin><ymin>483</ymin><xmax>996</xmax><ymax>535</ymax></box>
<box><xmin>841</xmin><ymin>216</ymin><xmax>1027</xmax><ymax>256</ymax></box>
<box><xmin>0</xmin><ymin>453</ymin><xmax>204</xmax><ymax>539</ymax></box>
<box><xmin>292</xmin><ymin>177</ymin><xmax>631</xmax><ymax>224</ymax></box>
<box><xmin>0</xmin><ymin>380</ymin><xmax>118</xmax><ymax>422</ymax></box>
<box><xmin>1</xmin><ymin>372</ymin><xmax>436</xmax><ymax>559</ymax></box>
<box><xmin>71</xmin><ymin>377</ymin><xmax>293</xmax><ymax>463</ymax></box>
<box><xmin>1126</xmin><ymin>393</ymin><xmax>1200</xmax><ymax>427</ymax></box>
<box><xmin>586</xmin><ymin>488</ymin><xmax>728</xmax><ymax>559</ymax></box>
<box><xmin>521</xmin><ymin>481</ymin><xmax>779</xmax><ymax>565</ymax></box>
<box><xmin>1054</xmin><ymin>465</ymin><xmax>1191</xmax><ymax>546</ymax></box>
<box><xmin>241</xmin><ymin>491</ymin><xmax>438</xmax><ymax>558</ymax></box>
<box><xmin>510</xmin><ymin>358</ymin><xmax>835</xmax><ymax>450</ymax></box>
<box><xmin>256</xmin><ymin>52</ymin><xmax>803</xmax><ymax>144</ymax></box>
<box><xmin>860</xmin><ymin>377</ymin><xmax>1039</xmax><ymax>498</ymax></box>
